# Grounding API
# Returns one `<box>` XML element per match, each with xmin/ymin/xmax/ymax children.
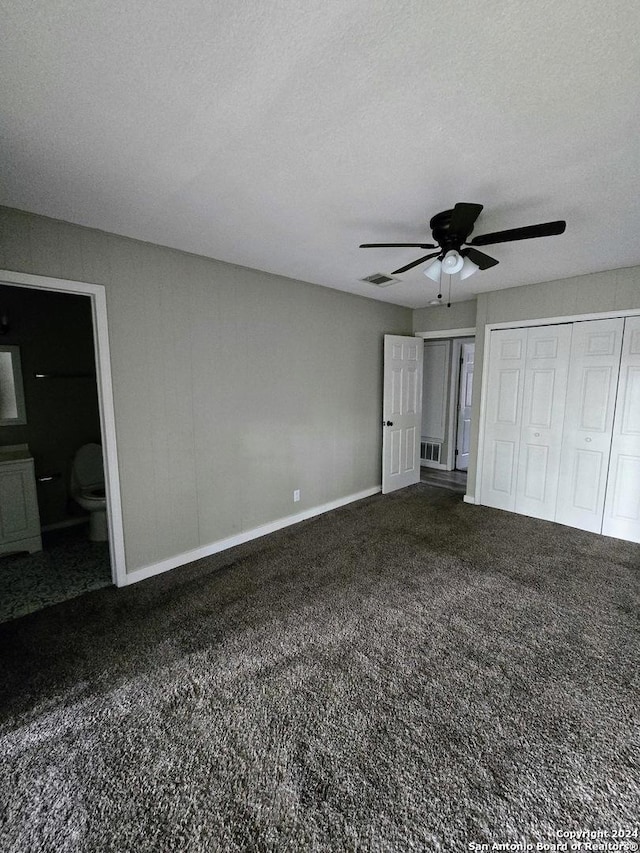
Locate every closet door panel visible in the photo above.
<box><xmin>603</xmin><ymin>316</ymin><xmax>640</xmax><ymax>542</ymax></box>
<box><xmin>480</xmin><ymin>329</ymin><xmax>527</xmax><ymax>511</ymax></box>
<box><xmin>556</xmin><ymin>318</ymin><xmax>624</xmax><ymax>532</ymax></box>
<box><xmin>515</xmin><ymin>324</ymin><xmax>572</xmax><ymax>520</ymax></box>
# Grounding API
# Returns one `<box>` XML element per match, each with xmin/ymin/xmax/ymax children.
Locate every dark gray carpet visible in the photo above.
<box><xmin>1</xmin><ymin>484</ymin><xmax>638</xmax><ymax>852</ymax></box>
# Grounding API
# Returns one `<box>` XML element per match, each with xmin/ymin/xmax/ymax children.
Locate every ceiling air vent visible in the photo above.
<box><xmin>361</xmin><ymin>273</ymin><xmax>399</xmax><ymax>287</ymax></box>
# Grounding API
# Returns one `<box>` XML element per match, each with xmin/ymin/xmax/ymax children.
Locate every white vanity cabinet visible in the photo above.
<box><xmin>0</xmin><ymin>447</ymin><xmax>42</xmax><ymax>555</ymax></box>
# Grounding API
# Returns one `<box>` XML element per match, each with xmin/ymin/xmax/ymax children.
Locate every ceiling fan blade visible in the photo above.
<box><xmin>448</xmin><ymin>202</ymin><xmax>483</xmax><ymax>236</ymax></box>
<box><xmin>463</xmin><ymin>247</ymin><xmax>499</xmax><ymax>270</ymax></box>
<box><xmin>470</xmin><ymin>220</ymin><xmax>566</xmax><ymax>247</ymax></box>
<box><xmin>359</xmin><ymin>242</ymin><xmax>436</xmax><ymax>249</ymax></box>
<box><xmin>392</xmin><ymin>252</ymin><xmax>440</xmax><ymax>275</ymax></box>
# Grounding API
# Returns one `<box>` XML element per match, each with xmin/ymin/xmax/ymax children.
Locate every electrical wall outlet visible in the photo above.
<box><xmin>293</xmin><ymin>489</ymin><xmax>300</xmax><ymax>502</ymax></box>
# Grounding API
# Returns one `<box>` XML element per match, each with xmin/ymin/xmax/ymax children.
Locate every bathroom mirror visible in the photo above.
<box><xmin>0</xmin><ymin>345</ymin><xmax>27</xmax><ymax>426</ymax></box>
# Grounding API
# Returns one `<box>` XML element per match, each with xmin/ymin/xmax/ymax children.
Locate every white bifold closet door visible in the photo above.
<box><xmin>515</xmin><ymin>325</ymin><xmax>572</xmax><ymax>519</ymax></box>
<box><xmin>480</xmin><ymin>328</ymin><xmax>526</xmax><ymax>511</ymax></box>
<box><xmin>481</xmin><ymin>316</ymin><xmax>640</xmax><ymax>542</ymax></box>
<box><xmin>602</xmin><ymin>316</ymin><xmax>640</xmax><ymax>543</ymax></box>
<box><xmin>555</xmin><ymin>318</ymin><xmax>624</xmax><ymax>533</ymax></box>
<box><xmin>480</xmin><ymin>324</ymin><xmax>571</xmax><ymax>519</ymax></box>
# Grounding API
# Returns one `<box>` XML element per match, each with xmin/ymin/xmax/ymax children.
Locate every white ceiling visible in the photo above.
<box><xmin>2</xmin><ymin>0</ymin><xmax>640</xmax><ymax>308</ymax></box>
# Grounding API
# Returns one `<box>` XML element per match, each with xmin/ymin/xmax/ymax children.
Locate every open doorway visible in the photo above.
<box><xmin>420</xmin><ymin>335</ymin><xmax>475</xmax><ymax>493</ymax></box>
<box><xmin>0</xmin><ymin>270</ymin><xmax>125</xmax><ymax>621</ymax></box>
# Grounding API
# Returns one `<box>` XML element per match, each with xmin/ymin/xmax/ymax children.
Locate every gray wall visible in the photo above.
<box><xmin>413</xmin><ymin>299</ymin><xmax>476</xmax><ymax>335</ymax></box>
<box><xmin>0</xmin><ymin>207</ymin><xmax>411</xmax><ymax>573</ymax></box>
<box><xmin>0</xmin><ymin>285</ymin><xmax>100</xmax><ymax>527</ymax></box>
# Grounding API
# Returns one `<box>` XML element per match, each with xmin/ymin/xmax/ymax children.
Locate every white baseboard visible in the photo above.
<box><xmin>463</xmin><ymin>494</ymin><xmax>476</xmax><ymax>504</ymax></box>
<box><xmin>123</xmin><ymin>485</ymin><xmax>382</xmax><ymax>587</ymax></box>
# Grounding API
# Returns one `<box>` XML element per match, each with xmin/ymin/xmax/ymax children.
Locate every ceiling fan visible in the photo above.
<box><xmin>360</xmin><ymin>203</ymin><xmax>566</xmax><ymax>283</ymax></box>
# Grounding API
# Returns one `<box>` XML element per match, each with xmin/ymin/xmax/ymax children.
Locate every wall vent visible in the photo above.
<box><xmin>360</xmin><ymin>273</ymin><xmax>399</xmax><ymax>287</ymax></box>
<box><xmin>420</xmin><ymin>441</ymin><xmax>441</xmax><ymax>463</ymax></box>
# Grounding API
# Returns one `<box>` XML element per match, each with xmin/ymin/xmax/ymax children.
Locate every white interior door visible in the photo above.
<box><xmin>602</xmin><ymin>316</ymin><xmax>640</xmax><ymax>542</ymax></box>
<box><xmin>480</xmin><ymin>328</ymin><xmax>527</xmax><ymax>511</ymax></box>
<box><xmin>455</xmin><ymin>342</ymin><xmax>474</xmax><ymax>471</ymax></box>
<box><xmin>556</xmin><ymin>318</ymin><xmax>624</xmax><ymax>533</ymax></box>
<box><xmin>514</xmin><ymin>324</ymin><xmax>572</xmax><ymax>520</ymax></box>
<box><xmin>382</xmin><ymin>335</ymin><xmax>423</xmax><ymax>494</ymax></box>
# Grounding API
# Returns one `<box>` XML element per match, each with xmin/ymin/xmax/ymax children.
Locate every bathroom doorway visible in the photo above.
<box><xmin>0</xmin><ymin>270</ymin><xmax>125</xmax><ymax>621</ymax></box>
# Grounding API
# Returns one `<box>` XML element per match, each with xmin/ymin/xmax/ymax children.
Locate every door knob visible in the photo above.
<box><xmin>585</xmin><ymin>437</ymin><xmax>592</xmax><ymax>443</ymax></box>
<box><xmin>385</xmin><ymin>421</ymin><xmax>394</xmax><ymax>426</ymax></box>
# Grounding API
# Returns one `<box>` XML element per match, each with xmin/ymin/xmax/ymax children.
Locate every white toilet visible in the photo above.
<box><xmin>71</xmin><ymin>443</ymin><xmax>108</xmax><ymax>542</ymax></box>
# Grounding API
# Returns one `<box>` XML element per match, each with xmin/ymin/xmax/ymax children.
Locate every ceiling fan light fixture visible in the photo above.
<box><xmin>460</xmin><ymin>256</ymin><xmax>480</xmax><ymax>280</ymax></box>
<box><xmin>441</xmin><ymin>250</ymin><xmax>464</xmax><ymax>275</ymax></box>
<box><xmin>424</xmin><ymin>259</ymin><xmax>442</xmax><ymax>282</ymax></box>
<box><xmin>360</xmin><ymin>204</ymin><xmax>565</xmax><ymax>287</ymax></box>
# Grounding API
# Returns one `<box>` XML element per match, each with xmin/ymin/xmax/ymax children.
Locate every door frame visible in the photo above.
<box><xmin>475</xmin><ymin>307</ymin><xmax>640</xmax><ymax>509</ymax></box>
<box><xmin>0</xmin><ymin>269</ymin><xmax>126</xmax><ymax>586</ymax></box>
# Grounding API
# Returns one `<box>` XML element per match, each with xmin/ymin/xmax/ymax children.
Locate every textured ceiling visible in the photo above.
<box><xmin>2</xmin><ymin>0</ymin><xmax>640</xmax><ymax>307</ymax></box>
